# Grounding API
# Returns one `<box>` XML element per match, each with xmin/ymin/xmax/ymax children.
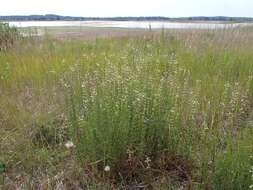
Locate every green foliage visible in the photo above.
<box><xmin>0</xmin><ymin>162</ymin><xmax>6</xmax><ymax>174</ymax></box>
<box><xmin>0</xmin><ymin>22</ymin><xmax>19</xmax><ymax>51</ymax></box>
<box><xmin>211</xmin><ymin>128</ymin><xmax>253</xmax><ymax>190</ymax></box>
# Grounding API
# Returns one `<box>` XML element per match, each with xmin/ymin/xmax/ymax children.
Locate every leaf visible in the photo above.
<box><xmin>0</xmin><ymin>163</ymin><xmax>6</xmax><ymax>174</ymax></box>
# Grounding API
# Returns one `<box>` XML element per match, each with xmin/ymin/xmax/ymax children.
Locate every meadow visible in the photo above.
<box><xmin>0</xmin><ymin>25</ymin><xmax>253</xmax><ymax>189</ymax></box>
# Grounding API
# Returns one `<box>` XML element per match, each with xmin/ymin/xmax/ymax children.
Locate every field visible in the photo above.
<box><xmin>0</xmin><ymin>25</ymin><xmax>253</xmax><ymax>189</ymax></box>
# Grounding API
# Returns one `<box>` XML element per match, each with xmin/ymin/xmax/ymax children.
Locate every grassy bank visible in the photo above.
<box><xmin>0</xmin><ymin>27</ymin><xmax>252</xmax><ymax>189</ymax></box>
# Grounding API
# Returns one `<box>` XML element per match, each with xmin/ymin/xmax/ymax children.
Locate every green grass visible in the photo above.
<box><xmin>0</xmin><ymin>27</ymin><xmax>252</xmax><ymax>189</ymax></box>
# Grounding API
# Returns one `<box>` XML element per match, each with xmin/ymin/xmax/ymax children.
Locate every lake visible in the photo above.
<box><xmin>7</xmin><ymin>21</ymin><xmax>252</xmax><ymax>29</ymax></box>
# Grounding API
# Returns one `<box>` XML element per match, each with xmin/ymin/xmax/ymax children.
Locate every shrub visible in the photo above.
<box><xmin>0</xmin><ymin>22</ymin><xmax>19</xmax><ymax>51</ymax></box>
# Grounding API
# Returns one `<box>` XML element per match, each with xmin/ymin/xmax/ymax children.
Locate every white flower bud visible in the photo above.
<box><xmin>104</xmin><ymin>165</ymin><xmax>110</xmax><ymax>172</ymax></box>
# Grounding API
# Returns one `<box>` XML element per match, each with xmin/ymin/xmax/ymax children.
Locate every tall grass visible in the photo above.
<box><xmin>0</xmin><ymin>27</ymin><xmax>252</xmax><ymax>189</ymax></box>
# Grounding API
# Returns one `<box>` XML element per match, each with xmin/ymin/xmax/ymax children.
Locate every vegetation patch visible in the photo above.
<box><xmin>0</xmin><ymin>23</ymin><xmax>19</xmax><ymax>51</ymax></box>
<box><xmin>0</xmin><ymin>27</ymin><xmax>252</xmax><ymax>189</ymax></box>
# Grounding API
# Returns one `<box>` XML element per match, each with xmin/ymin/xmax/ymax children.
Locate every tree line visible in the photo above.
<box><xmin>0</xmin><ymin>14</ymin><xmax>253</xmax><ymax>22</ymax></box>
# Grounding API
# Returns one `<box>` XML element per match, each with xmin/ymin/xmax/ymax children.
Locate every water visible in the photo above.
<box><xmin>7</xmin><ymin>21</ymin><xmax>252</xmax><ymax>29</ymax></box>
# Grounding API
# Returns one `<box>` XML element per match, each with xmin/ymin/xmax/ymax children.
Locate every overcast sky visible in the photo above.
<box><xmin>1</xmin><ymin>0</ymin><xmax>252</xmax><ymax>17</ymax></box>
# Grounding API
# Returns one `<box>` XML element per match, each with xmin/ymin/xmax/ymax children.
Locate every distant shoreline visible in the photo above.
<box><xmin>6</xmin><ymin>20</ymin><xmax>252</xmax><ymax>30</ymax></box>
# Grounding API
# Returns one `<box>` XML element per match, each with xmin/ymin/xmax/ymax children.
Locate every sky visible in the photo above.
<box><xmin>1</xmin><ymin>0</ymin><xmax>253</xmax><ymax>17</ymax></box>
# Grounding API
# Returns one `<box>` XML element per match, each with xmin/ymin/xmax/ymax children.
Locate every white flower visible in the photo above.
<box><xmin>104</xmin><ymin>165</ymin><xmax>110</xmax><ymax>172</ymax></box>
<box><xmin>144</xmin><ymin>156</ymin><xmax>151</xmax><ymax>169</ymax></box>
<box><xmin>65</xmin><ymin>141</ymin><xmax>75</xmax><ymax>149</ymax></box>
